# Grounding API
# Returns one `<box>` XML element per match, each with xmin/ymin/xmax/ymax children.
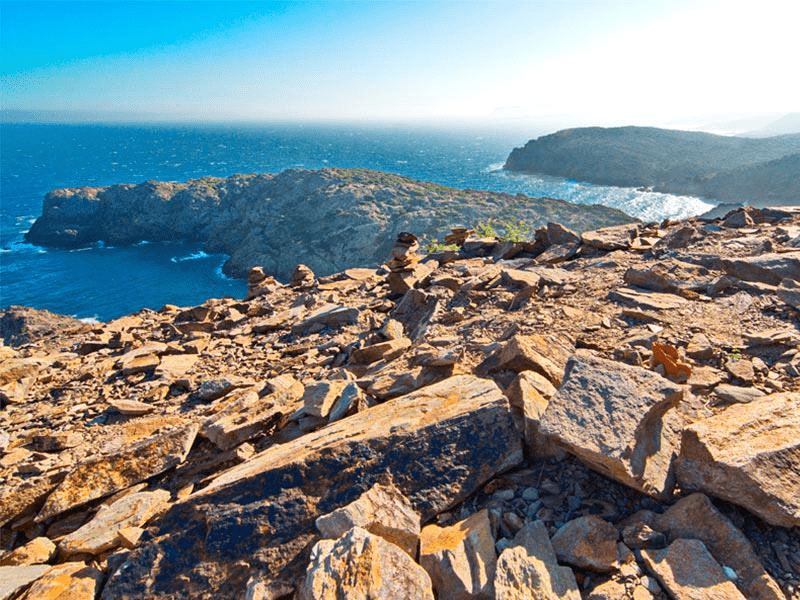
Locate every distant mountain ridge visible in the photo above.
<box><xmin>504</xmin><ymin>126</ymin><xmax>800</xmax><ymax>206</ymax></box>
<box><xmin>25</xmin><ymin>168</ymin><xmax>635</xmax><ymax>280</ymax></box>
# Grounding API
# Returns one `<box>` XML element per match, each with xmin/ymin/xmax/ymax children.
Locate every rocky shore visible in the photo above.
<box><xmin>2</xmin><ymin>205</ymin><xmax>799</xmax><ymax>599</ymax></box>
<box><xmin>23</xmin><ymin>167</ymin><xmax>634</xmax><ymax>280</ymax></box>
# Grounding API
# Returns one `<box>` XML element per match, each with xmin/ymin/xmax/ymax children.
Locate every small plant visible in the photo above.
<box><xmin>475</xmin><ymin>221</ymin><xmax>498</xmax><ymax>239</ymax></box>
<box><xmin>730</xmin><ymin>348</ymin><xmax>742</xmax><ymax>362</ymax></box>
<box><xmin>499</xmin><ymin>220</ymin><xmax>531</xmax><ymax>242</ymax></box>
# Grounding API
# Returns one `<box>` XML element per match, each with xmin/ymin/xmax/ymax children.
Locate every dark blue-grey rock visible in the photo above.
<box><xmin>102</xmin><ymin>375</ymin><xmax>522</xmax><ymax>599</ymax></box>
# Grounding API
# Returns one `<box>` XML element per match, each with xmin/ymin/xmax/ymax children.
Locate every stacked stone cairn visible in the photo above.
<box><xmin>386</xmin><ymin>232</ymin><xmax>434</xmax><ymax>295</ymax></box>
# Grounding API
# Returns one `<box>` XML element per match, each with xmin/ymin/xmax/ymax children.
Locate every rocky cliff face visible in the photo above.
<box><xmin>24</xmin><ymin>168</ymin><xmax>635</xmax><ymax>280</ymax></box>
<box><xmin>504</xmin><ymin>126</ymin><xmax>800</xmax><ymax>206</ymax></box>
<box><xmin>3</xmin><ymin>206</ymin><xmax>800</xmax><ymax>599</ymax></box>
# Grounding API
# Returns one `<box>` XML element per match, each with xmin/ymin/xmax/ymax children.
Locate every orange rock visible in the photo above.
<box><xmin>652</xmin><ymin>342</ymin><xmax>692</xmax><ymax>381</ymax></box>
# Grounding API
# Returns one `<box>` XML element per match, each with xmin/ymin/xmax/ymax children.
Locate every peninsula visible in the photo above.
<box><xmin>504</xmin><ymin>126</ymin><xmax>800</xmax><ymax>206</ymax></box>
<box><xmin>24</xmin><ymin>168</ymin><xmax>634</xmax><ymax>281</ymax></box>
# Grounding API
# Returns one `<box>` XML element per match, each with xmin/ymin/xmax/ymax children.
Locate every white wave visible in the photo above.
<box><xmin>171</xmin><ymin>250</ymin><xmax>211</xmax><ymax>263</ymax></box>
<box><xmin>79</xmin><ymin>315</ymin><xmax>101</xmax><ymax>324</ymax></box>
<box><xmin>492</xmin><ymin>171</ymin><xmax>715</xmax><ymax>222</ymax></box>
<box><xmin>4</xmin><ymin>241</ymin><xmax>48</xmax><ymax>254</ymax></box>
<box><xmin>483</xmin><ymin>162</ymin><xmax>505</xmax><ymax>173</ymax></box>
<box><xmin>214</xmin><ymin>260</ymin><xmax>234</xmax><ymax>281</ymax></box>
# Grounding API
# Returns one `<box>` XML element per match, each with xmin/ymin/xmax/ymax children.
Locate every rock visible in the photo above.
<box><xmin>37</xmin><ymin>423</ymin><xmax>197</xmax><ymax>523</ymax></box>
<box><xmin>59</xmin><ymin>490</ymin><xmax>171</xmax><ymax>557</ymax></box>
<box><xmin>609</xmin><ymin>287</ymin><xmax>687</xmax><ymax>311</ymax></box>
<box><xmin>103</xmin><ymin>375</ymin><xmax>522</xmax><ymax>598</ymax></box>
<box><xmin>292</xmin><ymin>304</ymin><xmax>360</xmax><ymax>336</ymax></box>
<box><xmin>16</xmin><ymin>561</ymin><xmax>104</xmax><ymax>600</ymax></box>
<box><xmin>419</xmin><ymin>509</ymin><xmax>496</xmax><ymax>600</ymax></box>
<box><xmin>721</xmin><ymin>253</ymin><xmax>800</xmax><ymax>285</ymax></box>
<box><xmin>291</xmin><ymin>264</ymin><xmax>316</xmax><ymax>288</ymax></box>
<box><xmin>504</xmin><ymin>371</ymin><xmax>550</xmax><ymax>452</ymax></box>
<box><xmin>581</xmin><ymin>224</ymin><xmax>635</xmax><ymax>250</ymax></box>
<box><xmin>390</xmin><ymin>289</ymin><xmax>440</xmax><ymax>342</ymax></box>
<box><xmin>621</xmin><ymin>523</ymin><xmax>666</xmax><ymax>550</ymax></box>
<box><xmin>724</xmin><ymin>357</ymin><xmax>755</xmax><ymax>384</ymax></box>
<box><xmin>546</xmin><ymin>221</ymin><xmax>580</xmax><ymax>246</ymax></box>
<box><xmin>30</xmin><ymin>432</ymin><xmax>83</xmax><ymax>452</ymax></box>
<box><xmin>107</xmin><ymin>398</ymin><xmax>154</xmax><ymax>416</ymax></box>
<box><xmin>0</xmin><ymin>473</ymin><xmax>64</xmax><ymax>527</ymax></box>
<box><xmin>686</xmin><ymin>332</ymin><xmax>715</xmax><ymax>360</ymax></box>
<box><xmin>712</xmin><ymin>383</ymin><xmax>766</xmax><ymax>404</ymax></box>
<box><xmin>654</xmin><ymin>493</ymin><xmax>784</xmax><ymax>600</ymax></box>
<box><xmin>478</xmin><ymin>334</ymin><xmax>571</xmax><ymax>387</ymax></box>
<box><xmin>297</xmin><ymin>526</ymin><xmax>434</xmax><ymax>600</ymax></box>
<box><xmin>550</xmin><ymin>515</ymin><xmax>618</xmax><ymax>573</ymax></box>
<box><xmin>641</xmin><ymin>538</ymin><xmax>747</xmax><ymax>600</ymax></box>
<box><xmin>387</xmin><ymin>262</ymin><xmax>434</xmax><ymax>296</ymax></box>
<box><xmin>0</xmin><ymin>565</ymin><xmax>50</xmax><ymax>600</ymax></box>
<box><xmin>118</xmin><ymin>353</ymin><xmax>160</xmax><ymax>375</ymax></box>
<box><xmin>539</xmin><ymin>350</ymin><xmax>684</xmax><ymax>498</ymax></box>
<box><xmin>651</xmin><ymin>342</ymin><xmax>692</xmax><ymax>381</ymax></box>
<box><xmin>327</xmin><ymin>382</ymin><xmax>363</xmax><ymax>423</ymax></box>
<box><xmin>494</xmin><ymin>520</ymin><xmax>580</xmax><ymax>600</ymax></box>
<box><xmin>202</xmin><ymin>381</ymin><xmax>303</xmax><ymax>450</ymax></box>
<box><xmin>0</xmin><ymin>538</ymin><xmax>56</xmax><ymax>566</ymax></box>
<box><xmin>315</xmin><ymin>481</ymin><xmax>420</xmax><ymax>558</ymax></box>
<box><xmin>676</xmin><ymin>392</ymin><xmax>800</xmax><ymax>527</ymax></box>
<box><xmin>300</xmin><ymin>381</ymin><xmax>347</xmax><ymax>419</ymax></box>
<box><xmin>587</xmin><ymin>579</ymin><xmax>635</xmax><ymax>600</ymax></box>
<box><xmin>350</xmin><ymin>337</ymin><xmax>411</xmax><ymax>365</ymax></box>
<box><xmin>154</xmin><ymin>354</ymin><xmax>199</xmax><ymax>380</ymax></box>
<box><xmin>777</xmin><ymin>277</ymin><xmax>800</xmax><ymax>309</ymax></box>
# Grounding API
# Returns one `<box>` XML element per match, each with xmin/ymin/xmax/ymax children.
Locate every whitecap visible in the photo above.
<box><xmin>483</xmin><ymin>162</ymin><xmax>505</xmax><ymax>173</ymax></box>
<box><xmin>171</xmin><ymin>250</ymin><xmax>211</xmax><ymax>263</ymax></box>
<box><xmin>79</xmin><ymin>315</ymin><xmax>101</xmax><ymax>324</ymax></box>
<box><xmin>492</xmin><ymin>171</ymin><xmax>715</xmax><ymax>222</ymax></box>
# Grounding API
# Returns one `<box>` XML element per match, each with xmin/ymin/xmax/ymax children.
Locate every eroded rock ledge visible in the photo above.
<box><xmin>2</xmin><ymin>204</ymin><xmax>800</xmax><ymax>599</ymax></box>
<box><xmin>24</xmin><ymin>167</ymin><xmax>634</xmax><ymax>280</ymax></box>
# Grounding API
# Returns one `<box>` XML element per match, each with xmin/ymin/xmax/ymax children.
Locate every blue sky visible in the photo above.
<box><xmin>1</xmin><ymin>0</ymin><xmax>798</xmax><ymax>124</ymax></box>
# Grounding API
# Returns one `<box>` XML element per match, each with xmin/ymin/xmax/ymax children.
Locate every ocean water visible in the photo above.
<box><xmin>0</xmin><ymin>122</ymin><xmax>715</xmax><ymax>321</ymax></box>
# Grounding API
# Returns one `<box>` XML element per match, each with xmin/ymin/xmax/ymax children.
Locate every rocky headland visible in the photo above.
<box><xmin>23</xmin><ymin>167</ymin><xmax>634</xmax><ymax>280</ymax></box>
<box><xmin>504</xmin><ymin>126</ymin><xmax>800</xmax><ymax>207</ymax></box>
<box><xmin>2</xmin><ymin>205</ymin><xmax>800</xmax><ymax>599</ymax></box>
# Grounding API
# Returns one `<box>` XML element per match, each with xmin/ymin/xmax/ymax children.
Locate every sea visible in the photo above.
<box><xmin>0</xmin><ymin>122</ymin><xmax>715</xmax><ymax>321</ymax></box>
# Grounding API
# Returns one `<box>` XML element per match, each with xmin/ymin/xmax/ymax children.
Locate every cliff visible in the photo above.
<box><xmin>24</xmin><ymin>167</ymin><xmax>635</xmax><ymax>280</ymax></box>
<box><xmin>504</xmin><ymin>126</ymin><xmax>800</xmax><ymax>205</ymax></box>
<box><xmin>2</xmin><ymin>205</ymin><xmax>799</xmax><ymax>599</ymax></box>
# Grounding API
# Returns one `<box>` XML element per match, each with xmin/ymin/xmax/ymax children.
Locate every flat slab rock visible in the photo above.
<box><xmin>676</xmin><ymin>391</ymin><xmax>800</xmax><ymax>528</ymax></box>
<box><xmin>538</xmin><ymin>350</ymin><xmax>684</xmax><ymax>498</ymax></box>
<box><xmin>102</xmin><ymin>375</ymin><xmax>522</xmax><ymax>599</ymax></box>
<box><xmin>37</xmin><ymin>423</ymin><xmax>197</xmax><ymax>523</ymax></box>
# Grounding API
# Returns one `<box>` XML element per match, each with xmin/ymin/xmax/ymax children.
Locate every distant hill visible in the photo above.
<box><xmin>504</xmin><ymin>126</ymin><xmax>800</xmax><ymax>206</ymax></box>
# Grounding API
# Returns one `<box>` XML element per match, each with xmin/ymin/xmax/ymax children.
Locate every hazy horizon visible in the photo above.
<box><xmin>2</xmin><ymin>0</ymin><xmax>798</xmax><ymax>131</ymax></box>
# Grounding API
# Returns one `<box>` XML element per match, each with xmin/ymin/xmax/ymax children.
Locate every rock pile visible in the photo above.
<box><xmin>1</xmin><ymin>205</ymin><xmax>799</xmax><ymax>599</ymax></box>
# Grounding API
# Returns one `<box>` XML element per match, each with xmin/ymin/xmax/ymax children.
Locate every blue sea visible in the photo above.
<box><xmin>0</xmin><ymin>122</ymin><xmax>714</xmax><ymax>321</ymax></box>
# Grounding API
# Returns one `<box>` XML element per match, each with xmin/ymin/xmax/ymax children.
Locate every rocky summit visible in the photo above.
<box><xmin>1</xmin><ymin>204</ymin><xmax>799</xmax><ymax>600</ymax></box>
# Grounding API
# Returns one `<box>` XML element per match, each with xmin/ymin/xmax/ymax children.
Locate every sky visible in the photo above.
<box><xmin>1</xmin><ymin>0</ymin><xmax>798</xmax><ymax>125</ymax></box>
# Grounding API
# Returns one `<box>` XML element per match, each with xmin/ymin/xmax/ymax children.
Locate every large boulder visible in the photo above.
<box><xmin>297</xmin><ymin>527</ymin><xmax>434</xmax><ymax>600</ymax></box>
<box><xmin>675</xmin><ymin>392</ymin><xmax>800</xmax><ymax>528</ymax></box>
<box><xmin>538</xmin><ymin>350</ymin><xmax>684</xmax><ymax>498</ymax></box>
<box><xmin>102</xmin><ymin>375</ymin><xmax>522</xmax><ymax>598</ymax></box>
